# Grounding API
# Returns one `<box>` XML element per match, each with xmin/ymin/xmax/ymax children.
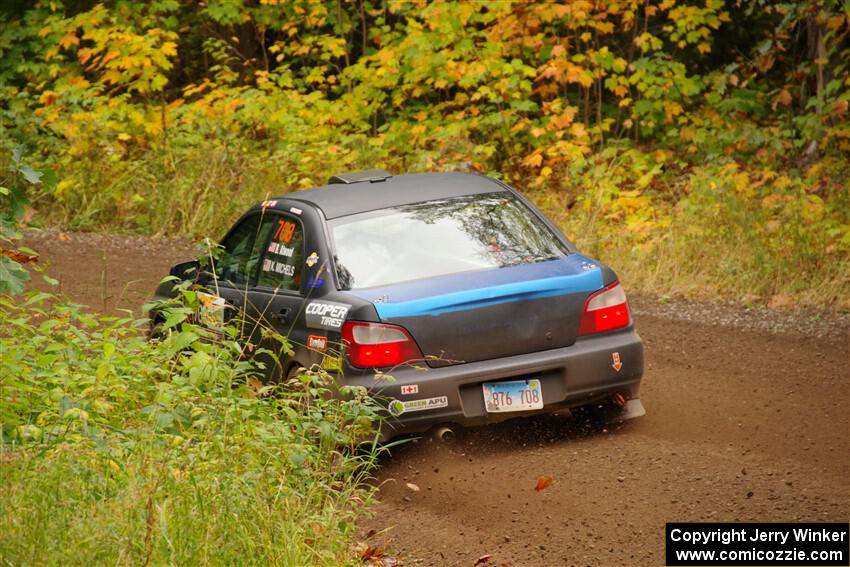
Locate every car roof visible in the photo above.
<box><xmin>278</xmin><ymin>172</ymin><xmax>508</xmax><ymax>220</ymax></box>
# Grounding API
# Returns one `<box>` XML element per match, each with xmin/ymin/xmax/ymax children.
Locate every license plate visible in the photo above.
<box><xmin>483</xmin><ymin>379</ymin><xmax>543</xmax><ymax>413</ymax></box>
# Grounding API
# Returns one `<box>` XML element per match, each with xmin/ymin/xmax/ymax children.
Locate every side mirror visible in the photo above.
<box><xmin>169</xmin><ymin>259</ymin><xmax>200</xmax><ymax>280</ymax></box>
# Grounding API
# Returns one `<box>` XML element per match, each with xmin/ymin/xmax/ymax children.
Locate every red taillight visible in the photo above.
<box><xmin>578</xmin><ymin>282</ymin><xmax>631</xmax><ymax>336</ymax></box>
<box><xmin>341</xmin><ymin>321</ymin><xmax>424</xmax><ymax>369</ymax></box>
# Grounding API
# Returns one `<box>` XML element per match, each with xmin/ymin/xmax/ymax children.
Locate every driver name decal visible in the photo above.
<box><xmin>267</xmin><ymin>241</ymin><xmax>294</xmax><ymax>257</ymax></box>
<box><xmin>305</xmin><ymin>300</ymin><xmax>351</xmax><ymax>330</ymax></box>
<box><xmin>262</xmin><ymin>258</ymin><xmax>295</xmax><ymax>276</ymax></box>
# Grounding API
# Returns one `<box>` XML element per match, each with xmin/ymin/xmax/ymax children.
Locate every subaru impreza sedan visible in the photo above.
<box><xmin>151</xmin><ymin>170</ymin><xmax>645</xmax><ymax>439</ymax></box>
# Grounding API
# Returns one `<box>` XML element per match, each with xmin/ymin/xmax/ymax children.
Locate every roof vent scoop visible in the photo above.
<box><xmin>328</xmin><ymin>169</ymin><xmax>392</xmax><ymax>185</ymax></box>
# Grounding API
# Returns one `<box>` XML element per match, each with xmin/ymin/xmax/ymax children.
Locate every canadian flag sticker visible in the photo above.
<box><xmin>400</xmin><ymin>384</ymin><xmax>419</xmax><ymax>395</ymax></box>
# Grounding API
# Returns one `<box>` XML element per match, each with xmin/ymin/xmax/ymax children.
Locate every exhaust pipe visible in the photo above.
<box><xmin>433</xmin><ymin>426</ymin><xmax>455</xmax><ymax>442</ymax></box>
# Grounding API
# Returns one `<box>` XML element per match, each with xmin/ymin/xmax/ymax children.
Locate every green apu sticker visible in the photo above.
<box><xmin>388</xmin><ymin>396</ymin><xmax>448</xmax><ymax>417</ymax></box>
<box><xmin>389</xmin><ymin>400</ymin><xmax>405</xmax><ymax>416</ymax></box>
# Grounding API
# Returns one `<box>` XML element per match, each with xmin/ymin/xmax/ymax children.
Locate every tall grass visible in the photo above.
<box><xmin>23</xmin><ymin>134</ymin><xmax>850</xmax><ymax>308</ymax></box>
<box><xmin>530</xmin><ymin>157</ymin><xmax>850</xmax><ymax>308</ymax></box>
<box><xmin>0</xmin><ymin>290</ymin><xmax>382</xmax><ymax>566</ymax></box>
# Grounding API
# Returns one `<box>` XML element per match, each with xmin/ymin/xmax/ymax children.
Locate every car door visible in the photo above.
<box><xmin>246</xmin><ymin>211</ymin><xmax>311</xmax><ymax>380</ymax></box>
<box><xmin>202</xmin><ymin>207</ymin><xmax>331</xmax><ymax>380</ymax></box>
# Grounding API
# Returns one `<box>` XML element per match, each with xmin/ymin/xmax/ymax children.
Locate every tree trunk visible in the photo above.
<box><xmin>816</xmin><ymin>22</ymin><xmax>825</xmax><ymax>116</ymax></box>
<box><xmin>805</xmin><ymin>15</ymin><xmax>825</xmax><ymax>115</ymax></box>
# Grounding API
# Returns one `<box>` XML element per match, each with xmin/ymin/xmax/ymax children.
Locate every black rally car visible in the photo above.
<box><xmin>151</xmin><ymin>170</ymin><xmax>645</xmax><ymax>439</ymax></box>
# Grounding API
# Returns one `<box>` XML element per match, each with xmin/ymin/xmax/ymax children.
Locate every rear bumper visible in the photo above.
<box><xmin>341</xmin><ymin>327</ymin><xmax>644</xmax><ymax>440</ymax></box>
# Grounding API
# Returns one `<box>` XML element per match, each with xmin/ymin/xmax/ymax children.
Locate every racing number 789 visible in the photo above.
<box><xmin>275</xmin><ymin>220</ymin><xmax>296</xmax><ymax>243</ymax></box>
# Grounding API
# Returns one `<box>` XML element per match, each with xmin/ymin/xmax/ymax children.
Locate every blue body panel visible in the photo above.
<box><xmin>350</xmin><ymin>254</ymin><xmax>604</xmax><ymax>319</ymax></box>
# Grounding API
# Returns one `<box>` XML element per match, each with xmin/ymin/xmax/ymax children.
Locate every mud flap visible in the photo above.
<box><xmin>608</xmin><ymin>398</ymin><xmax>646</xmax><ymax>423</ymax></box>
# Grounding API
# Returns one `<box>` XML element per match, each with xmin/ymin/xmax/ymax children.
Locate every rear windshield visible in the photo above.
<box><xmin>329</xmin><ymin>193</ymin><xmax>569</xmax><ymax>290</ymax></box>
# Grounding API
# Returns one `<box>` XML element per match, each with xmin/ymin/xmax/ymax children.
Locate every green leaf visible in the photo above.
<box><xmin>96</xmin><ymin>361</ymin><xmax>111</xmax><ymax>380</ymax></box>
<box><xmin>23</xmin><ymin>292</ymin><xmax>53</xmax><ymax>306</ymax></box>
<box><xmin>163</xmin><ymin>310</ymin><xmax>188</xmax><ymax>330</ymax></box>
<box><xmin>40</xmin><ymin>168</ymin><xmax>58</xmax><ymax>190</ymax></box>
<box><xmin>155</xmin><ymin>411</ymin><xmax>175</xmax><ymax>429</ymax></box>
<box><xmin>18</xmin><ymin>165</ymin><xmax>43</xmax><ymax>185</ymax></box>
<box><xmin>0</xmin><ymin>256</ymin><xmax>29</xmax><ymax>295</ymax></box>
<box><xmin>167</xmin><ymin>330</ymin><xmax>199</xmax><ymax>354</ymax></box>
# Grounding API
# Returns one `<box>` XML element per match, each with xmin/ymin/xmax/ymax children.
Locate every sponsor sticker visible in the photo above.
<box><xmin>388</xmin><ymin>400</ymin><xmax>405</xmax><ymax>416</ymax></box>
<box><xmin>290</xmin><ymin>207</ymin><xmax>302</xmax><ymax>215</ymax></box>
<box><xmin>267</xmin><ymin>242</ymin><xmax>295</xmax><ymax>257</ymax></box>
<box><xmin>321</xmin><ymin>354</ymin><xmax>342</xmax><ymax>371</ymax></box>
<box><xmin>307</xmin><ymin>335</ymin><xmax>327</xmax><ymax>352</ymax></box>
<box><xmin>197</xmin><ymin>292</ymin><xmax>226</xmax><ymax>329</ymax></box>
<box><xmin>305</xmin><ymin>300</ymin><xmax>350</xmax><ymax>330</ymax></box>
<box><xmin>306</xmin><ymin>275</ymin><xmax>325</xmax><ymax>289</ymax></box>
<box><xmin>612</xmin><ymin>351</ymin><xmax>622</xmax><ymax>372</ymax></box>
<box><xmin>262</xmin><ymin>258</ymin><xmax>296</xmax><ymax>276</ymax></box>
<box><xmin>400</xmin><ymin>384</ymin><xmax>419</xmax><ymax>395</ymax></box>
<box><xmin>388</xmin><ymin>395</ymin><xmax>448</xmax><ymax>416</ymax></box>
<box><xmin>261</xmin><ymin>200</ymin><xmax>277</xmax><ymax>208</ymax></box>
<box><xmin>305</xmin><ymin>252</ymin><xmax>319</xmax><ymax>267</ymax></box>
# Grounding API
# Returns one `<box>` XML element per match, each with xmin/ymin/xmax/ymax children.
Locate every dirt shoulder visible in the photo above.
<box><xmin>22</xmin><ymin>229</ymin><xmax>195</xmax><ymax>315</ymax></box>
<box><xmin>359</xmin><ymin>315</ymin><xmax>848</xmax><ymax>566</ymax></box>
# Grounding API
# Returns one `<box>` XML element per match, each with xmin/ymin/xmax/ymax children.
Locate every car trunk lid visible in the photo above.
<box><xmin>350</xmin><ymin>255</ymin><xmax>604</xmax><ymax>367</ymax></box>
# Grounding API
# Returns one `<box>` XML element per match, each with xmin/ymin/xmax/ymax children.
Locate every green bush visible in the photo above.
<box><xmin>530</xmin><ymin>148</ymin><xmax>850</xmax><ymax>307</ymax></box>
<box><xmin>0</xmin><ymin>290</ymin><xmax>383</xmax><ymax>566</ymax></box>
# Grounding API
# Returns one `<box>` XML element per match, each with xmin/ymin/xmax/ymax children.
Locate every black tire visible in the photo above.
<box><xmin>148</xmin><ymin>319</ymin><xmax>167</xmax><ymax>341</ymax></box>
<box><xmin>285</xmin><ymin>363</ymin><xmax>304</xmax><ymax>382</ymax></box>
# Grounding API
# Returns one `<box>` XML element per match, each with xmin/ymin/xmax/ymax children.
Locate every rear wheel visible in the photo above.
<box><xmin>286</xmin><ymin>363</ymin><xmax>304</xmax><ymax>382</ymax></box>
<box><xmin>147</xmin><ymin>314</ymin><xmax>168</xmax><ymax>341</ymax></box>
<box><xmin>148</xmin><ymin>322</ymin><xmax>165</xmax><ymax>341</ymax></box>
<box><xmin>255</xmin><ymin>340</ymin><xmax>290</xmax><ymax>384</ymax></box>
<box><xmin>286</xmin><ymin>363</ymin><xmax>317</xmax><ymax>410</ymax></box>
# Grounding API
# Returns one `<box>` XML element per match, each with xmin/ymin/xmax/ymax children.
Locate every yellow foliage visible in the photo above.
<box><xmin>570</xmin><ymin>122</ymin><xmax>588</xmax><ymax>140</ymax></box>
<box><xmin>523</xmin><ymin>152</ymin><xmax>543</xmax><ymax>168</ymax></box>
<box><xmin>59</xmin><ymin>32</ymin><xmax>79</xmax><ymax>49</ymax></box>
<box><xmin>38</xmin><ymin>91</ymin><xmax>57</xmax><ymax>106</ymax></box>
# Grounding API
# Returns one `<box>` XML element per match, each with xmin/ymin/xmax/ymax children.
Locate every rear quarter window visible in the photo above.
<box><xmin>257</xmin><ymin>216</ymin><xmax>304</xmax><ymax>291</ymax></box>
